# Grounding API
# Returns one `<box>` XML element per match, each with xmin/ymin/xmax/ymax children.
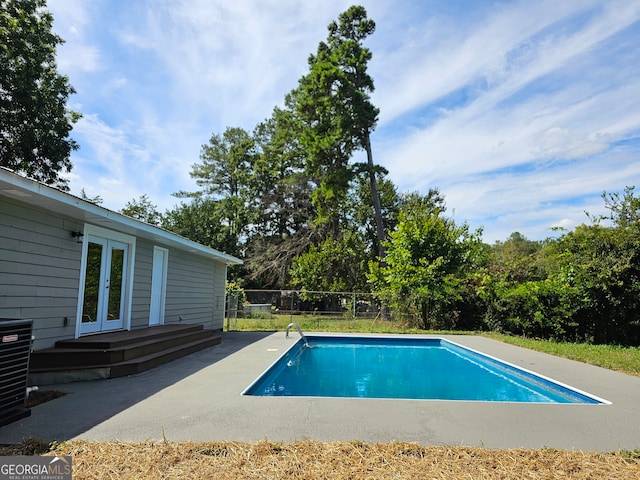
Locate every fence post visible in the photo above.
<box><xmin>226</xmin><ymin>291</ymin><xmax>239</xmax><ymax>331</ymax></box>
<box><xmin>290</xmin><ymin>291</ymin><xmax>295</xmax><ymax>322</ymax></box>
<box><xmin>353</xmin><ymin>292</ymin><xmax>356</xmax><ymax>318</ymax></box>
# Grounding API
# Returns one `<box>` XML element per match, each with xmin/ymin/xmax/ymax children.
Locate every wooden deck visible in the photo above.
<box><xmin>29</xmin><ymin>324</ymin><xmax>221</xmax><ymax>383</ymax></box>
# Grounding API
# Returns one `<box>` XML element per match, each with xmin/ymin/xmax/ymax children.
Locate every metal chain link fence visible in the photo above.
<box><xmin>225</xmin><ymin>289</ymin><xmax>400</xmax><ymax>331</ymax></box>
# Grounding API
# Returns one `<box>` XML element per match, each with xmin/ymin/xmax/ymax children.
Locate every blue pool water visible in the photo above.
<box><xmin>243</xmin><ymin>336</ymin><xmax>605</xmax><ymax>403</ymax></box>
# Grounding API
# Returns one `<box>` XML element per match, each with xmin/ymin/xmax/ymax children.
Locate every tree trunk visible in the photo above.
<box><xmin>364</xmin><ymin>133</ymin><xmax>386</xmax><ymax>259</ymax></box>
<box><xmin>421</xmin><ymin>301</ymin><xmax>429</xmax><ymax>330</ymax></box>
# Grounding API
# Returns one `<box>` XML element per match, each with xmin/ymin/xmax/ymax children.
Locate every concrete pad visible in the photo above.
<box><xmin>2</xmin><ymin>332</ymin><xmax>639</xmax><ymax>451</ymax></box>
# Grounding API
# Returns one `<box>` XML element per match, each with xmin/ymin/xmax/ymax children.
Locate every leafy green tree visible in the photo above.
<box><xmin>396</xmin><ymin>189</ymin><xmax>446</xmax><ymax>220</ymax></box>
<box><xmin>0</xmin><ymin>0</ymin><xmax>80</xmax><ymax>189</ymax></box>
<box><xmin>483</xmin><ymin>271</ymin><xmax>581</xmax><ymax>340</ymax></box>
<box><xmin>80</xmin><ymin>188</ymin><xmax>103</xmax><ymax>205</ymax></box>
<box><xmin>178</xmin><ymin>127</ymin><xmax>257</xmax><ymax>256</ymax></box>
<box><xmin>328</xmin><ymin>5</ymin><xmax>385</xmax><ymax>257</ymax></box>
<box><xmin>191</xmin><ymin>127</ymin><xmax>255</xmax><ymax>201</ymax></box>
<box><xmin>489</xmin><ymin>232</ymin><xmax>546</xmax><ymax>283</ymax></box>
<box><xmin>550</xmin><ymin>223</ymin><xmax>640</xmax><ymax>345</ymax></box>
<box><xmin>241</xmin><ymin>107</ymin><xmax>316</xmax><ymax>289</ymax></box>
<box><xmin>225</xmin><ymin>279</ymin><xmax>246</xmax><ymax>316</ymax></box>
<box><xmin>347</xmin><ymin>174</ymin><xmax>399</xmax><ymax>263</ymax></box>
<box><xmin>484</xmin><ymin>188</ymin><xmax>640</xmax><ymax>345</ymax></box>
<box><xmin>290</xmin><ymin>231</ymin><xmax>369</xmax><ymax>293</ymax></box>
<box><xmin>593</xmin><ymin>186</ymin><xmax>640</xmax><ymax>232</ymax></box>
<box><xmin>162</xmin><ymin>197</ymin><xmax>244</xmax><ymax>259</ymax></box>
<box><xmin>368</xmin><ymin>195</ymin><xmax>484</xmax><ymax>329</ymax></box>
<box><xmin>539</xmin><ymin>188</ymin><xmax>640</xmax><ymax>344</ymax></box>
<box><xmin>294</xmin><ymin>5</ymin><xmax>383</xmax><ymax>247</ymax></box>
<box><xmin>251</xmin><ymin>107</ymin><xmax>311</xmax><ymax>238</ymax></box>
<box><xmin>121</xmin><ymin>194</ymin><xmax>162</xmax><ymax>225</ymax></box>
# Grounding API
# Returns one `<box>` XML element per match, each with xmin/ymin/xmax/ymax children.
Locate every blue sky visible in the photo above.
<box><xmin>47</xmin><ymin>0</ymin><xmax>640</xmax><ymax>244</ymax></box>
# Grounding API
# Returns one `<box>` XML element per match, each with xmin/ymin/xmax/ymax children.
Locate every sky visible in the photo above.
<box><xmin>46</xmin><ymin>0</ymin><xmax>640</xmax><ymax>244</ymax></box>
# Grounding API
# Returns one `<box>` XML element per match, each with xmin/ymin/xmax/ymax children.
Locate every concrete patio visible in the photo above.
<box><xmin>2</xmin><ymin>332</ymin><xmax>639</xmax><ymax>451</ymax></box>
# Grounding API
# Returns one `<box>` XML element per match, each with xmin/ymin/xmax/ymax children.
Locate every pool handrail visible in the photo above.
<box><xmin>285</xmin><ymin>322</ymin><xmax>309</xmax><ymax>347</ymax></box>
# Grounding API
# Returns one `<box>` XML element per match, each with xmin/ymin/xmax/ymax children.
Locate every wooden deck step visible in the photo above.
<box><xmin>54</xmin><ymin>324</ymin><xmax>204</xmax><ymax>349</ymax></box>
<box><xmin>109</xmin><ymin>335</ymin><xmax>221</xmax><ymax>377</ymax></box>
<box><xmin>30</xmin><ymin>329</ymin><xmax>216</xmax><ymax>368</ymax></box>
<box><xmin>29</xmin><ymin>324</ymin><xmax>221</xmax><ymax>383</ymax></box>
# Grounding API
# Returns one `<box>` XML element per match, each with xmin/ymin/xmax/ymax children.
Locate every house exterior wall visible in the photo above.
<box><xmin>164</xmin><ymin>249</ymin><xmax>225</xmax><ymax>331</ymax></box>
<box><xmin>130</xmin><ymin>240</ymin><xmax>226</xmax><ymax>331</ymax></box>
<box><xmin>0</xmin><ymin>197</ymin><xmax>83</xmax><ymax>349</ymax></box>
<box><xmin>213</xmin><ymin>259</ymin><xmax>227</xmax><ymax>330</ymax></box>
<box><xmin>130</xmin><ymin>238</ymin><xmax>153</xmax><ymax>329</ymax></box>
<box><xmin>1</xmin><ymin>196</ymin><xmax>228</xmax><ymax>349</ymax></box>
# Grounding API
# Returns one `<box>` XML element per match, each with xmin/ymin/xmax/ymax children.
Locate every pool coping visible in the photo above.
<box><xmin>2</xmin><ymin>332</ymin><xmax>640</xmax><ymax>451</ymax></box>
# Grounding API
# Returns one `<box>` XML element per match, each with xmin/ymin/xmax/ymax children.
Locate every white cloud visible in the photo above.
<box><xmin>49</xmin><ymin>0</ymin><xmax>103</xmax><ymax>73</ymax></box>
<box><xmin>112</xmin><ymin>0</ymin><xmax>357</xmax><ymax>128</ymax></box>
<box><xmin>44</xmin><ymin>0</ymin><xmax>640</xmax><ymax>245</ymax></box>
<box><xmin>535</xmin><ymin>127</ymin><xmax>609</xmax><ymax>159</ymax></box>
<box><xmin>373</xmin><ymin>0</ymin><xmax>604</xmax><ymax>124</ymax></box>
<box><xmin>439</xmin><ymin>146</ymin><xmax>640</xmax><ymax>242</ymax></box>
<box><xmin>381</xmin><ymin>48</ymin><xmax>640</xmax><ymax>189</ymax></box>
<box><xmin>57</xmin><ymin>45</ymin><xmax>103</xmax><ymax>73</ymax></box>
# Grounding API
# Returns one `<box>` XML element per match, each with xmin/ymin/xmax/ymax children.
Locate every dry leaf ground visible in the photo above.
<box><xmin>3</xmin><ymin>439</ymin><xmax>638</xmax><ymax>479</ymax></box>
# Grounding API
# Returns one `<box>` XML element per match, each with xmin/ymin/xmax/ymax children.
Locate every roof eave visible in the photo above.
<box><xmin>0</xmin><ymin>168</ymin><xmax>243</xmax><ymax>266</ymax></box>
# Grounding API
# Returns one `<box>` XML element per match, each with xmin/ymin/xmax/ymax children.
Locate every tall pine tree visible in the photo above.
<box><xmin>294</xmin><ymin>5</ymin><xmax>384</xmax><ymax>254</ymax></box>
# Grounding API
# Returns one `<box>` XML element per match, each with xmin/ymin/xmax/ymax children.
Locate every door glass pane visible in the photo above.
<box><xmin>82</xmin><ymin>242</ymin><xmax>102</xmax><ymax>324</ymax></box>
<box><xmin>108</xmin><ymin>247</ymin><xmax>125</xmax><ymax>320</ymax></box>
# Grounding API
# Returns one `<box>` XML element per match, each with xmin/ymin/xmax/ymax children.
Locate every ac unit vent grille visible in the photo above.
<box><xmin>0</xmin><ymin>319</ymin><xmax>33</xmax><ymax>424</ymax></box>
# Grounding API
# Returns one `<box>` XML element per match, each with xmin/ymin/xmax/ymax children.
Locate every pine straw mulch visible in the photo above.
<box><xmin>4</xmin><ymin>439</ymin><xmax>639</xmax><ymax>479</ymax></box>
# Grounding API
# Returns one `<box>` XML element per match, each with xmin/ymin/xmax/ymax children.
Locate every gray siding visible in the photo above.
<box><xmin>1</xmin><ymin>196</ymin><xmax>230</xmax><ymax>349</ymax></box>
<box><xmin>130</xmin><ymin>242</ymin><xmax>226</xmax><ymax>331</ymax></box>
<box><xmin>0</xmin><ymin>197</ymin><xmax>83</xmax><ymax>349</ymax></box>
<box><xmin>164</xmin><ymin>249</ymin><xmax>222</xmax><ymax>330</ymax></box>
<box><xmin>212</xmin><ymin>259</ymin><xmax>226</xmax><ymax>330</ymax></box>
<box><xmin>131</xmin><ymin>239</ymin><xmax>153</xmax><ymax>329</ymax></box>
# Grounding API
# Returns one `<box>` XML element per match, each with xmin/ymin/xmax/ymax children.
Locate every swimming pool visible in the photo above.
<box><xmin>243</xmin><ymin>336</ymin><xmax>608</xmax><ymax>404</ymax></box>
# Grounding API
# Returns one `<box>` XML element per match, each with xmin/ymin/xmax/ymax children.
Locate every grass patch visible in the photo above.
<box><xmin>484</xmin><ymin>333</ymin><xmax>640</xmax><ymax>377</ymax></box>
<box><xmin>226</xmin><ymin>313</ymin><xmax>471</xmax><ymax>335</ymax></box>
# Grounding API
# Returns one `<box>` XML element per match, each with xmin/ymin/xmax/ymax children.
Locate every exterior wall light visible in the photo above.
<box><xmin>71</xmin><ymin>230</ymin><xmax>84</xmax><ymax>243</ymax></box>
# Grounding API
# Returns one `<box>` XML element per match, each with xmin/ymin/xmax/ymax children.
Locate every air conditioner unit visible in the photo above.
<box><xmin>0</xmin><ymin>319</ymin><xmax>33</xmax><ymax>426</ymax></box>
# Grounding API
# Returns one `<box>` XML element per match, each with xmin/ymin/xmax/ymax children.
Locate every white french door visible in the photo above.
<box><xmin>77</xmin><ymin>226</ymin><xmax>135</xmax><ymax>336</ymax></box>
